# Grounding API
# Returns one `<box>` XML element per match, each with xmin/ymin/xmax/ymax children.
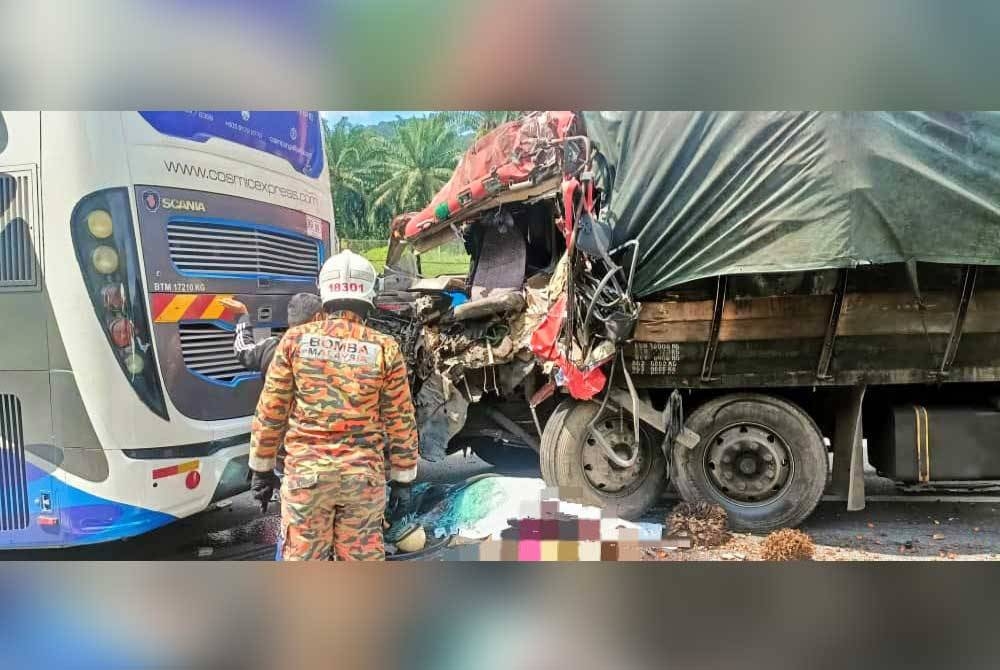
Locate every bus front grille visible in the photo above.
<box><xmin>178</xmin><ymin>323</ymin><xmax>256</xmax><ymax>384</ymax></box>
<box><xmin>0</xmin><ymin>394</ymin><xmax>30</xmax><ymax>531</ymax></box>
<box><xmin>167</xmin><ymin>221</ymin><xmax>319</xmax><ymax>280</ymax></box>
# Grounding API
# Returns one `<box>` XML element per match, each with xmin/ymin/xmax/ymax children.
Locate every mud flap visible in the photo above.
<box><xmin>832</xmin><ymin>385</ymin><xmax>866</xmax><ymax>512</ymax></box>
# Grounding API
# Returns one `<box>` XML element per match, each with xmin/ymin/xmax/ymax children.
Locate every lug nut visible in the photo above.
<box><xmin>763</xmin><ymin>453</ymin><xmax>774</xmax><ymax>462</ymax></box>
<box><xmin>723</xmin><ymin>471</ymin><xmax>733</xmax><ymax>480</ymax></box>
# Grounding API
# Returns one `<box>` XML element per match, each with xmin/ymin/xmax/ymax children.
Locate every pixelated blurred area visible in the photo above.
<box><xmin>3</xmin><ymin>1</ymin><xmax>1000</xmax><ymax>107</ymax></box>
<box><xmin>3</xmin><ymin>563</ymin><xmax>1000</xmax><ymax>670</ymax></box>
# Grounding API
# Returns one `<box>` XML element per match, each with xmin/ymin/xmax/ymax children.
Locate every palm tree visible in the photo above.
<box><xmin>450</xmin><ymin>110</ymin><xmax>525</xmax><ymax>138</ymax></box>
<box><xmin>369</xmin><ymin>114</ymin><xmax>462</xmax><ymax>214</ymax></box>
<box><xmin>324</xmin><ymin>117</ymin><xmax>383</xmax><ymax>238</ymax></box>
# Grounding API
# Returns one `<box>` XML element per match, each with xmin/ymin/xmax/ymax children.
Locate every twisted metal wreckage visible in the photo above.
<box><xmin>371</xmin><ymin>111</ymin><xmax>649</xmax><ymax>468</ymax></box>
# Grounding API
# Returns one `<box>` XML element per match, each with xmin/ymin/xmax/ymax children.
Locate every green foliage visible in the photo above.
<box><xmin>324</xmin><ymin>116</ymin><xmax>386</xmax><ymax>239</ymax></box>
<box><xmin>340</xmin><ymin>238</ymin><xmax>469</xmax><ymax>276</ymax></box>
<box><xmin>447</xmin><ymin>110</ymin><xmax>524</xmax><ymax>138</ymax></box>
<box><xmin>368</xmin><ymin>114</ymin><xmax>462</xmax><ymax>216</ymax></box>
<box><xmin>325</xmin><ymin>111</ymin><xmax>526</xmax><ymax>241</ymax></box>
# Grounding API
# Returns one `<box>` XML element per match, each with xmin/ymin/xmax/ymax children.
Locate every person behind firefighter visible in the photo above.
<box><xmin>219</xmin><ymin>293</ymin><xmax>324</xmax><ymax>486</ymax></box>
<box><xmin>218</xmin><ymin>292</ymin><xmax>323</xmax><ymax>562</ymax></box>
<box><xmin>248</xmin><ymin>250</ymin><xmax>420</xmax><ymax>561</ymax></box>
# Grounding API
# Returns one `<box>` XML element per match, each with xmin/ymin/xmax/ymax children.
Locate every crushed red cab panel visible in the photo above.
<box><xmin>404</xmin><ymin>111</ymin><xmax>579</xmax><ymax>240</ymax></box>
<box><xmin>529</xmin><ymin>294</ymin><xmax>607</xmax><ymax>401</ymax></box>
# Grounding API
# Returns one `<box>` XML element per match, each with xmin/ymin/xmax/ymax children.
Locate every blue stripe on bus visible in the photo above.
<box><xmin>0</xmin><ymin>462</ymin><xmax>176</xmax><ymax>549</ymax></box>
<box><xmin>187</xmin><ymin>368</ymin><xmax>262</xmax><ymax>389</ymax></box>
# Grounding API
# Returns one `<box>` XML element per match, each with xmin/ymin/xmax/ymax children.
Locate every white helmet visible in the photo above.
<box><xmin>318</xmin><ymin>250</ymin><xmax>377</xmax><ymax>307</ymax></box>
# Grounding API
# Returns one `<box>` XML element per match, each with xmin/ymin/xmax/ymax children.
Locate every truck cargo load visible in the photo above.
<box><xmin>583</xmin><ymin>111</ymin><xmax>1000</xmax><ymax>297</ymax></box>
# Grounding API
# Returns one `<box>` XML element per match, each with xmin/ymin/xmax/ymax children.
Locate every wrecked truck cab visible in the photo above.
<box><xmin>371</xmin><ymin>111</ymin><xmax>669</xmax><ymax>520</ymax></box>
<box><xmin>371</xmin><ymin>113</ymin><xmax>660</xmax><ymax>520</ymax></box>
<box><xmin>376</xmin><ymin>197</ymin><xmax>570</xmax><ymax>469</ymax></box>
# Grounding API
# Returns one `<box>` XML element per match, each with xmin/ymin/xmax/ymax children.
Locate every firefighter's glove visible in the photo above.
<box><xmin>218</xmin><ymin>296</ymin><xmax>249</xmax><ymax>315</ymax></box>
<box><xmin>250</xmin><ymin>470</ymin><xmax>280</xmax><ymax>514</ymax></box>
<box><xmin>387</xmin><ymin>480</ymin><xmax>413</xmax><ymax>524</ymax></box>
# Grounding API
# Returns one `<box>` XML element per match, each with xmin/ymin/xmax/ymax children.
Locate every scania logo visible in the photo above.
<box><xmin>142</xmin><ymin>190</ymin><xmax>159</xmax><ymax>211</ymax></box>
<box><xmin>162</xmin><ymin>198</ymin><xmax>207</xmax><ymax>212</ymax></box>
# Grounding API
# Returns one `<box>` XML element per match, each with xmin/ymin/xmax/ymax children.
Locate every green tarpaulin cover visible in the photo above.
<box><xmin>582</xmin><ymin>111</ymin><xmax>1000</xmax><ymax>297</ymax></box>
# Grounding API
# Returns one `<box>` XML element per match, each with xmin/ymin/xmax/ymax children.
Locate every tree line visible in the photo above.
<box><xmin>324</xmin><ymin>111</ymin><xmax>522</xmax><ymax>240</ymax></box>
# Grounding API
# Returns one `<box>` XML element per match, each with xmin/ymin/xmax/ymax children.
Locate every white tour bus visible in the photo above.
<box><xmin>0</xmin><ymin>111</ymin><xmax>335</xmax><ymax>548</ymax></box>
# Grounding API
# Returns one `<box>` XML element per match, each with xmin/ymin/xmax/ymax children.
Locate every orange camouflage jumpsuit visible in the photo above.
<box><xmin>250</xmin><ymin>310</ymin><xmax>418</xmax><ymax>561</ymax></box>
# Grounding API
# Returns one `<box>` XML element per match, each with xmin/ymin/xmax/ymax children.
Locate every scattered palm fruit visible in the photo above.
<box><xmin>667</xmin><ymin>502</ymin><xmax>731</xmax><ymax>548</ymax></box>
<box><xmin>760</xmin><ymin>528</ymin><xmax>815</xmax><ymax>561</ymax></box>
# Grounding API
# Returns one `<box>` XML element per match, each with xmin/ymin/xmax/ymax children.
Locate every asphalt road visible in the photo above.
<box><xmin>8</xmin><ymin>450</ymin><xmax>1000</xmax><ymax>560</ymax></box>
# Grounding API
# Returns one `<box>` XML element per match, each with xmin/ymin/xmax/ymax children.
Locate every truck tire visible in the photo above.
<box><xmin>672</xmin><ymin>393</ymin><xmax>827</xmax><ymax>532</ymax></box>
<box><xmin>540</xmin><ymin>399</ymin><xmax>666</xmax><ymax>520</ymax></box>
<box><xmin>539</xmin><ymin>400</ymin><xmax>571</xmax><ymax>483</ymax></box>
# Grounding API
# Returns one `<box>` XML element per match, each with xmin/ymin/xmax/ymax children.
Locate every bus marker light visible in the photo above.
<box><xmin>86</xmin><ymin>209</ymin><xmax>114</xmax><ymax>239</ymax></box>
<box><xmin>110</xmin><ymin>318</ymin><xmax>135</xmax><ymax>347</ymax></box>
<box><xmin>185</xmin><ymin>470</ymin><xmax>202</xmax><ymax>490</ymax></box>
<box><xmin>152</xmin><ymin>459</ymin><xmax>200</xmax><ymax>480</ymax></box>
<box><xmin>37</xmin><ymin>515</ymin><xmax>59</xmax><ymax>527</ymax></box>
<box><xmin>92</xmin><ymin>245</ymin><xmax>120</xmax><ymax>274</ymax></box>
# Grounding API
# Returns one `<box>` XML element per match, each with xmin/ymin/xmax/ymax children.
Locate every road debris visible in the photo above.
<box><xmin>667</xmin><ymin>501</ymin><xmax>731</xmax><ymax>548</ymax></box>
<box><xmin>760</xmin><ymin>529</ymin><xmax>815</xmax><ymax>561</ymax></box>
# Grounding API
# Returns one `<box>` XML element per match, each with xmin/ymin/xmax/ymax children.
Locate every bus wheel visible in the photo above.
<box><xmin>672</xmin><ymin>394</ymin><xmax>827</xmax><ymax>532</ymax></box>
<box><xmin>541</xmin><ymin>399</ymin><xmax>666</xmax><ymax>520</ymax></box>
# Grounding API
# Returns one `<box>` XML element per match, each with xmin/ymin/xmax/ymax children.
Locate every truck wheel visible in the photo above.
<box><xmin>539</xmin><ymin>400</ymin><xmax>571</xmax><ymax>483</ymax></box>
<box><xmin>672</xmin><ymin>394</ymin><xmax>827</xmax><ymax>532</ymax></box>
<box><xmin>541</xmin><ymin>399</ymin><xmax>666</xmax><ymax>520</ymax></box>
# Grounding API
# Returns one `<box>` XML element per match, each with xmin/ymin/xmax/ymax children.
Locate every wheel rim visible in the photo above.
<box><xmin>580</xmin><ymin>414</ymin><xmax>653</xmax><ymax>496</ymax></box>
<box><xmin>702</xmin><ymin>423</ymin><xmax>793</xmax><ymax>505</ymax></box>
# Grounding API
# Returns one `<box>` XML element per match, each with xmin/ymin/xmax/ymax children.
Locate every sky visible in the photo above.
<box><xmin>322</xmin><ymin>111</ymin><xmax>434</xmax><ymax>126</ymax></box>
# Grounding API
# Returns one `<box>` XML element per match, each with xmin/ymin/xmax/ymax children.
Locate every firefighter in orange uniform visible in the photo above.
<box><xmin>249</xmin><ymin>250</ymin><xmax>419</xmax><ymax>561</ymax></box>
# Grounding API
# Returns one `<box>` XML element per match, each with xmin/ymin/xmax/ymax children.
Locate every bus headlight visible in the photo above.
<box><xmin>72</xmin><ymin>188</ymin><xmax>167</xmax><ymax>420</ymax></box>
<box><xmin>86</xmin><ymin>209</ymin><xmax>114</xmax><ymax>239</ymax></box>
<box><xmin>123</xmin><ymin>352</ymin><xmax>145</xmax><ymax>375</ymax></box>
<box><xmin>92</xmin><ymin>246</ymin><xmax>120</xmax><ymax>274</ymax></box>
